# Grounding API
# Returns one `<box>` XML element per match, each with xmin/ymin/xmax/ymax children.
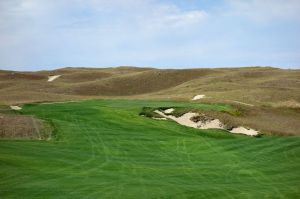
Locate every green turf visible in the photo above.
<box><xmin>0</xmin><ymin>100</ymin><xmax>299</xmax><ymax>198</ymax></box>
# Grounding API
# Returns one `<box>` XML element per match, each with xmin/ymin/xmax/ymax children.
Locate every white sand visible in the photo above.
<box><xmin>155</xmin><ymin>110</ymin><xmax>224</xmax><ymax>129</ymax></box>
<box><xmin>152</xmin><ymin>117</ymin><xmax>167</xmax><ymax>120</ymax></box>
<box><xmin>10</xmin><ymin>106</ymin><xmax>22</xmax><ymax>110</ymax></box>
<box><xmin>198</xmin><ymin>119</ymin><xmax>225</xmax><ymax>129</ymax></box>
<box><xmin>48</xmin><ymin>75</ymin><xmax>61</xmax><ymax>82</ymax></box>
<box><xmin>164</xmin><ymin>108</ymin><xmax>175</xmax><ymax>114</ymax></box>
<box><xmin>230</xmin><ymin>127</ymin><xmax>258</xmax><ymax>136</ymax></box>
<box><xmin>155</xmin><ymin>110</ymin><xmax>198</xmax><ymax>128</ymax></box>
<box><xmin>154</xmin><ymin>109</ymin><xmax>258</xmax><ymax>136</ymax></box>
<box><xmin>192</xmin><ymin>95</ymin><xmax>205</xmax><ymax>100</ymax></box>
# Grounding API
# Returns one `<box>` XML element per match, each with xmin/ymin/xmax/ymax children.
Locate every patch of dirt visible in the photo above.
<box><xmin>0</xmin><ymin>114</ymin><xmax>52</xmax><ymax>140</ymax></box>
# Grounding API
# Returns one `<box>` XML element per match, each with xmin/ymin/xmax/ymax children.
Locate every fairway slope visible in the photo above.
<box><xmin>0</xmin><ymin>100</ymin><xmax>299</xmax><ymax>198</ymax></box>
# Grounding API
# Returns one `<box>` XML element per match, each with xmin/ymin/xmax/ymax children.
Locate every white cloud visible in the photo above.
<box><xmin>0</xmin><ymin>0</ymin><xmax>207</xmax><ymax>32</ymax></box>
<box><xmin>227</xmin><ymin>0</ymin><xmax>300</xmax><ymax>22</ymax></box>
<box><xmin>0</xmin><ymin>0</ymin><xmax>208</xmax><ymax>69</ymax></box>
<box><xmin>0</xmin><ymin>0</ymin><xmax>299</xmax><ymax>70</ymax></box>
<box><xmin>144</xmin><ymin>5</ymin><xmax>207</xmax><ymax>30</ymax></box>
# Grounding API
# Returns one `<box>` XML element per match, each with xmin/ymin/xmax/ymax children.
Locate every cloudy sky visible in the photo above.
<box><xmin>0</xmin><ymin>0</ymin><xmax>300</xmax><ymax>70</ymax></box>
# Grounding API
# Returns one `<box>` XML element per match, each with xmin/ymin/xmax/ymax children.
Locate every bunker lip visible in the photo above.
<box><xmin>154</xmin><ymin>109</ymin><xmax>259</xmax><ymax>136</ymax></box>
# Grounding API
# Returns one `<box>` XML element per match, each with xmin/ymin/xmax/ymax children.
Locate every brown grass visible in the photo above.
<box><xmin>190</xmin><ymin>105</ymin><xmax>300</xmax><ymax>136</ymax></box>
<box><xmin>0</xmin><ymin>66</ymin><xmax>299</xmax><ymax>135</ymax></box>
<box><xmin>0</xmin><ymin>113</ymin><xmax>52</xmax><ymax>140</ymax></box>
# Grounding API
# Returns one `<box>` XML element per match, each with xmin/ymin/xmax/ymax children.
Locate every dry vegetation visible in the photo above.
<box><xmin>1</xmin><ymin>66</ymin><xmax>299</xmax><ymax>105</ymax></box>
<box><xmin>0</xmin><ymin>113</ymin><xmax>51</xmax><ymax>140</ymax></box>
<box><xmin>0</xmin><ymin>66</ymin><xmax>299</xmax><ymax>135</ymax></box>
<box><xmin>180</xmin><ymin>105</ymin><xmax>300</xmax><ymax>136</ymax></box>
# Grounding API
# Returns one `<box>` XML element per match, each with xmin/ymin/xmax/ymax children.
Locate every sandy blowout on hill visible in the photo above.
<box><xmin>154</xmin><ymin>109</ymin><xmax>258</xmax><ymax>136</ymax></box>
<box><xmin>10</xmin><ymin>106</ymin><xmax>22</xmax><ymax>110</ymax></box>
<box><xmin>48</xmin><ymin>75</ymin><xmax>61</xmax><ymax>82</ymax></box>
<box><xmin>192</xmin><ymin>95</ymin><xmax>205</xmax><ymax>100</ymax></box>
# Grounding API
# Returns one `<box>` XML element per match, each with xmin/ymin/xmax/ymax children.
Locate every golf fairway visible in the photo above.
<box><xmin>0</xmin><ymin>100</ymin><xmax>299</xmax><ymax>198</ymax></box>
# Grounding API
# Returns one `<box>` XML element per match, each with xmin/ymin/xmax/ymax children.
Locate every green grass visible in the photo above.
<box><xmin>0</xmin><ymin>100</ymin><xmax>299</xmax><ymax>198</ymax></box>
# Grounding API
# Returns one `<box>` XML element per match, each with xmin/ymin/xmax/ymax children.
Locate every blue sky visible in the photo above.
<box><xmin>0</xmin><ymin>0</ymin><xmax>299</xmax><ymax>71</ymax></box>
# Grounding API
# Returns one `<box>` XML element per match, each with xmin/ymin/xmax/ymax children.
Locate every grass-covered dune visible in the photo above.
<box><xmin>0</xmin><ymin>100</ymin><xmax>299</xmax><ymax>198</ymax></box>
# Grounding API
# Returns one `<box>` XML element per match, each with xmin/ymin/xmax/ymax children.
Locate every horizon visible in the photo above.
<box><xmin>2</xmin><ymin>65</ymin><xmax>300</xmax><ymax>72</ymax></box>
<box><xmin>1</xmin><ymin>0</ymin><xmax>300</xmax><ymax>70</ymax></box>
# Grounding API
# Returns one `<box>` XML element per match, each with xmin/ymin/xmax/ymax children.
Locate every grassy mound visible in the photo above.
<box><xmin>0</xmin><ymin>100</ymin><xmax>299</xmax><ymax>198</ymax></box>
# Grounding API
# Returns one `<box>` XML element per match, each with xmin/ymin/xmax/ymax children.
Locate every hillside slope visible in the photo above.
<box><xmin>1</xmin><ymin>66</ymin><xmax>299</xmax><ymax>106</ymax></box>
<box><xmin>0</xmin><ymin>66</ymin><xmax>300</xmax><ymax>135</ymax></box>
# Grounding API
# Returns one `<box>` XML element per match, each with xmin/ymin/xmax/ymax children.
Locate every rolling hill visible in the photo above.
<box><xmin>0</xmin><ymin>66</ymin><xmax>299</xmax><ymax>106</ymax></box>
<box><xmin>1</xmin><ymin>67</ymin><xmax>300</xmax><ymax>198</ymax></box>
<box><xmin>1</xmin><ymin>66</ymin><xmax>299</xmax><ymax>135</ymax></box>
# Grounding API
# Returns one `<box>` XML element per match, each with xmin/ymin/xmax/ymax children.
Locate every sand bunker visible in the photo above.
<box><xmin>154</xmin><ymin>109</ymin><xmax>258</xmax><ymax>136</ymax></box>
<box><xmin>155</xmin><ymin>110</ymin><xmax>198</xmax><ymax>128</ymax></box>
<box><xmin>48</xmin><ymin>75</ymin><xmax>61</xmax><ymax>82</ymax></box>
<box><xmin>230</xmin><ymin>127</ymin><xmax>258</xmax><ymax>136</ymax></box>
<box><xmin>198</xmin><ymin>119</ymin><xmax>225</xmax><ymax>129</ymax></box>
<box><xmin>10</xmin><ymin>106</ymin><xmax>22</xmax><ymax>111</ymax></box>
<box><xmin>192</xmin><ymin>95</ymin><xmax>205</xmax><ymax>100</ymax></box>
<box><xmin>155</xmin><ymin>110</ymin><xmax>224</xmax><ymax>129</ymax></box>
<box><xmin>164</xmin><ymin>108</ymin><xmax>174</xmax><ymax>114</ymax></box>
<box><xmin>152</xmin><ymin>117</ymin><xmax>167</xmax><ymax>120</ymax></box>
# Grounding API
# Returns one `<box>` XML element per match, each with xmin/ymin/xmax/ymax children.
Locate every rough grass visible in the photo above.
<box><xmin>0</xmin><ymin>99</ymin><xmax>299</xmax><ymax>198</ymax></box>
<box><xmin>0</xmin><ymin>105</ymin><xmax>52</xmax><ymax>140</ymax></box>
<box><xmin>140</xmin><ymin>104</ymin><xmax>300</xmax><ymax>136</ymax></box>
<box><xmin>2</xmin><ymin>67</ymin><xmax>299</xmax><ymax>105</ymax></box>
<box><xmin>1</xmin><ymin>67</ymin><xmax>299</xmax><ymax>135</ymax></box>
<box><xmin>140</xmin><ymin>103</ymin><xmax>233</xmax><ymax>118</ymax></box>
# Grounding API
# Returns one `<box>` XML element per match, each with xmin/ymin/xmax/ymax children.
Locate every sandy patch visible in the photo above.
<box><xmin>164</xmin><ymin>108</ymin><xmax>175</xmax><ymax>114</ymax></box>
<box><xmin>230</xmin><ymin>127</ymin><xmax>258</xmax><ymax>136</ymax></box>
<box><xmin>198</xmin><ymin>119</ymin><xmax>225</xmax><ymax>129</ymax></box>
<box><xmin>48</xmin><ymin>75</ymin><xmax>61</xmax><ymax>82</ymax></box>
<box><xmin>10</xmin><ymin>106</ymin><xmax>22</xmax><ymax>110</ymax></box>
<box><xmin>155</xmin><ymin>110</ymin><xmax>198</xmax><ymax>128</ymax></box>
<box><xmin>152</xmin><ymin>117</ymin><xmax>167</xmax><ymax>120</ymax></box>
<box><xmin>192</xmin><ymin>95</ymin><xmax>205</xmax><ymax>100</ymax></box>
<box><xmin>155</xmin><ymin>110</ymin><xmax>224</xmax><ymax>129</ymax></box>
<box><xmin>154</xmin><ymin>109</ymin><xmax>258</xmax><ymax>136</ymax></box>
